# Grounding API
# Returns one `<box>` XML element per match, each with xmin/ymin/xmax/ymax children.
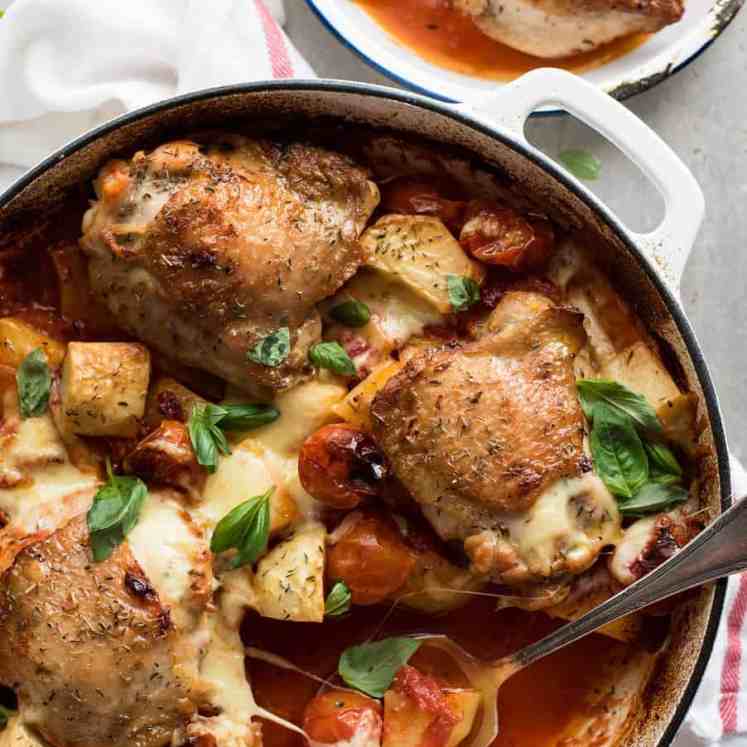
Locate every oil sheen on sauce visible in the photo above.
<box><xmin>353</xmin><ymin>0</ymin><xmax>650</xmax><ymax>80</ymax></box>
<box><xmin>243</xmin><ymin>597</ymin><xmax>633</xmax><ymax>746</ymax></box>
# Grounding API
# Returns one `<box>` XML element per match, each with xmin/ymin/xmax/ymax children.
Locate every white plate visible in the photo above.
<box><xmin>305</xmin><ymin>0</ymin><xmax>743</xmax><ymax>111</ymax></box>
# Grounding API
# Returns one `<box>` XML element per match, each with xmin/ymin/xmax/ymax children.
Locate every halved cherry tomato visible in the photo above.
<box><xmin>298</xmin><ymin>424</ymin><xmax>388</xmax><ymax>510</ymax></box>
<box><xmin>327</xmin><ymin>512</ymin><xmax>416</xmax><ymax>605</ymax></box>
<box><xmin>303</xmin><ymin>689</ymin><xmax>382</xmax><ymax>744</ymax></box>
<box><xmin>380</xmin><ymin>176</ymin><xmax>466</xmax><ymax>232</ymax></box>
<box><xmin>460</xmin><ymin>200</ymin><xmax>555</xmax><ymax>271</ymax></box>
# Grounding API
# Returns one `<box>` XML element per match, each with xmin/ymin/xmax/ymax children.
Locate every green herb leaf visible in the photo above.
<box><xmin>87</xmin><ymin>463</ymin><xmax>148</xmax><ymax>562</ymax></box>
<box><xmin>16</xmin><ymin>348</ymin><xmax>51</xmax><ymax>418</ymax></box>
<box><xmin>219</xmin><ymin>403</ymin><xmax>280</xmax><ymax>431</ymax></box>
<box><xmin>589</xmin><ymin>406</ymin><xmax>649</xmax><ymax>498</ymax></box>
<box><xmin>558</xmin><ymin>149</ymin><xmax>601</xmax><ymax>181</ymax></box>
<box><xmin>247</xmin><ymin>327</ymin><xmax>290</xmax><ymax>368</ymax></box>
<box><xmin>329</xmin><ymin>299</ymin><xmax>371</xmax><ymax>328</ymax></box>
<box><xmin>577</xmin><ymin>379</ymin><xmax>662</xmax><ymax>434</ymax></box>
<box><xmin>211</xmin><ymin>487</ymin><xmax>273</xmax><ymax>569</ymax></box>
<box><xmin>309</xmin><ymin>341</ymin><xmax>356</xmax><ymax>376</ymax></box>
<box><xmin>339</xmin><ymin>637</ymin><xmax>422</xmax><ymax>698</ymax></box>
<box><xmin>447</xmin><ymin>274</ymin><xmax>481</xmax><ymax>312</ymax></box>
<box><xmin>325</xmin><ymin>581</ymin><xmax>352</xmax><ymax>617</ymax></box>
<box><xmin>644</xmin><ymin>441</ymin><xmax>683</xmax><ymax>483</ymax></box>
<box><xmin>0</xmin><ymin>704</ymin><xmax>14</xmax><ymax>729</ymax></box>
<box><xmin>618</xmin><ymin>482</ymin><xmax>689</xmax><ymax>517</ymax></box>
<box><xmin>188</xmin><ymin>403</ymin><xmax>232</xmax><ymax>473</ymax></box>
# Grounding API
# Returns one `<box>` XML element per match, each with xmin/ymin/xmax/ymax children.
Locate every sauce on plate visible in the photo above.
<box><xmin>354</xmin><ymin>0</ymin><xmax>650</xmax><ymax>80</ymax></box>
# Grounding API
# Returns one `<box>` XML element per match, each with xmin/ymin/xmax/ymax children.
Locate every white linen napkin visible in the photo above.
<box><xmin>0</xmin><ymin>0</ymin><xmax>313</xmax><ymax>190</ymax></box>
<box><xmin>0</xmin><ymin>1</ymin><xmax>744</xmax><ymax>743</ymax></box>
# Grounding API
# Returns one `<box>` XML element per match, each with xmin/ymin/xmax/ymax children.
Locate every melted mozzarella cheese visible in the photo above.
<box><xmin>0</xmin><ymin>392</ymin><xmax>98</xmax><ymax>534</ymax></box>
<box><xmin>503</xmin><ymin>474</ymin><xmax>622</xmax><ymax>578</ymax></box>
<box><xmin>127</xmin><ymin>494</ymin><xmax>209</xmax><ymax>628</ymax></box>
<box><xmin>0</xmin><ymin>716</ymin><xmax>46</xmax><ymax>747</ymax></box>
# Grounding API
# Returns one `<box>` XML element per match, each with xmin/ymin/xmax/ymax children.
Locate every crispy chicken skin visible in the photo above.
<box><xmin>370</xmin><ymin>292</ymin><xmax>619</xmax><ymax>587</ymax></box>
<box><xmin>455</xmin><ymin>0</ymin><xmax>683</xmax><ymax>58</ymax></box>
<box><xmin>0</xmin><ymin>515</ymin><xmax>195</xmax><ymax>747</ymax></box>
<box><xmin>81</xmin><ymin>137</ymin><xmax>379</xmax><ymax>397</ymax></box>
<box><xmin>372</xmin><ymin>292</ymin><xmax>587</xmax><ymax>516</ymax></box>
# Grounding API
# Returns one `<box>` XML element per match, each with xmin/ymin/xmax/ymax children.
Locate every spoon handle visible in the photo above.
<box><xmin>515</xmin><ymin>494</ymin><xmax>747</xmax><ymax>669</ymax></box>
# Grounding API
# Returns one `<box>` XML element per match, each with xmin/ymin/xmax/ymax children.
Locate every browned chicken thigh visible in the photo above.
<box><xmin>81</xmin><ymin>136</ymin><xmax>379</xmax><ymax>398</ymax></box>
<box><xmin>0</xmin><ymin>515</ymin><xmax>198</xmax><ymax>747</ymax></box>
<box><xmin>372</xmin><ymin>292</ymin><xmax>621</xmax><ymax>589</ymax></box>
<box><xmin>455</xmin><ymin>0</ymin><xmax>683</xmax><ymax>58</ymax></box>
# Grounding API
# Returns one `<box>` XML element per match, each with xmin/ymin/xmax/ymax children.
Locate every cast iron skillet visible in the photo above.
<box><xmin>0</xmin><ymin>69</ymin><xmax>730</xmax><ymax>746</ymax></box>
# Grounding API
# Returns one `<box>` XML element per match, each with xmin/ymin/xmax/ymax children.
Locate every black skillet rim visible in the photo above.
<box><xmin>0</xmin><ymin>79</ymin><xmax>729</xmax><ymax>746</ymax></box>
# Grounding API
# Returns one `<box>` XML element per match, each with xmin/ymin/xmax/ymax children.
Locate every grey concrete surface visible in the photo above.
<box><xmin>286</xmin><ymin>1</ymin><xmax>747</xmax><ymax>468</ymax></box>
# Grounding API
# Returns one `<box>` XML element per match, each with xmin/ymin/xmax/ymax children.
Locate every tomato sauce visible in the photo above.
<box><xmin>354</xmin><ymin>0</ymin><xmax>650</xmax><ymax>80</ymax></box>
<box><xmin>243</xmin><ymin>596</ymin><xmax>633</xmax><ymax>746</ymax></box>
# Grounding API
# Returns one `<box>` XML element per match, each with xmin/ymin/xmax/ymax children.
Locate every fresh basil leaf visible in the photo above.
<box><xmin>188</xmin><ymin>403</ymin><xmax>232</xmax><ymax>473</ymax></box>
<box><xmin>87</xmin><ymin>464</ymin><xmax>148</xmax><ymax>562</ymax></box>
<box><xmin>309</xmin><ymin>341</ymin><xmax>356</xmax><ymax>376</ymax></box>
<box><xmin>247</xmin><ymin>327</ymin><xmax>290</xmax><ymax>368</ymax></box>
<box><xmin>16</xmin><ymin>348</ymin><xmax>51</xmax><ymax>418</ymax></box>
<box><xmin>447</xmin><ymin>274</ymin><xmax>480</xmax><ymax>312</ymax></box>
<box><xmin>577</xmin><ymin>379</ymin><xmax>662</xmax><ymax>434</ymax></box>
<box><xmin>329</xmin><ymin>299</ymin><xmax>371</xmax><ymax>328</ymax></box>
<box><xmin>219</xmin><ymin>403</ymin><xmax>280</xmax><ymax>431</ymax></box>
<box><xmin>0</xmin><ymin>703</ymin><xmax>14</xmax><ymax>729</ymax></box>
<box><xmin>211</xmin><ymin>487</ymin><xmax>273</xmax><ymax>569</ymax></box>
<box><xmin>644</xmin><ymin>441</ymin><xmax>683</xmax><ymax>482</ymax></box>
<box><xmin>325</xmin><ymin>581</ymin><xmax>352</xmax><ymax>617</ymax></box>
<box><xmin>589</xmin><ymin>407</ymin><xmax>649</xmax><ymax>498</ymax></box>
<box><xmin>618</xmin><ymin>482</ymin><xmax>689</xmax><ymax>517</ymax></box>
<box><xmin>558</xmin><ymin>149</ymin><xmax>601</xmax><ymax>181</ymax></box>
<box><xmin>339</xmin><ymin>637</ymin><xmax>422</xmax><ymax>698</ymax></box>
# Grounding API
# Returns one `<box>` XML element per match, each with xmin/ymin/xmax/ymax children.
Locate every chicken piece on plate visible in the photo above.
<box><xmin>372</xmin><ymin>292</ymin><xmax>621</xmax><ymax>586</ymax></box>
<box><xmin>454</xmin><ymin>0</ymin><xmax>683</xmax><ymax>59</ymax></box>
<box><xmin>81</xmin><ymin>137</ymin><xmax>379</xmax><ymax>398</ymax></box>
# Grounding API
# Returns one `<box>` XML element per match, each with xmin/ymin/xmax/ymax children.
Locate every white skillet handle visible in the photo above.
<box><xmin>456</xmin><ymin>69</ymin><xmax>704</xmax><ymax>297</ymax></box>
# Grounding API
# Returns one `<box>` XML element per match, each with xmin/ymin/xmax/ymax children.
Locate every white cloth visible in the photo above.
<box><xmin>0</xmin><ymin>0</ymin><xmax>314</xmax><ymax>190</ymax></box>
<box><xmin>0</xmin><ymin>1</ymin><xmax>744</xmax><ymax>743</ymax></box>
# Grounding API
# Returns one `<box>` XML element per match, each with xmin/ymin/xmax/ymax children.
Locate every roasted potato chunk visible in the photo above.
<box><xmin>361</xmin><ymin>215</ymin><xmax>485</xmax><ymax>314</ymax></box>
<box><xmin>0</xmin><ymin>318</ymin><xmax>66</xmax><ymax>369</ymax></box>
<box><xmin>60</xmin><ymin>342</ymin><xmax>150</xmax><ymax>437</ymax></box>
<box><xmin>253</xmin><ymin>525</ymin><xmax>326</xmax><ymax>622</ymax></box>
<box><xmin>124</xmin><ymin>420</ymin><xmax>206</xmax><ymax>501</ymax></box>
<box><xmin>382</xmin><ymin>666</ymin><xmax>480</xmax><ymax>747</ymax></box>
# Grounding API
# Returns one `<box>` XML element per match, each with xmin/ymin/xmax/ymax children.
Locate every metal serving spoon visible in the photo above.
<box><xmin>416</xmin><ymin>494</ymin><xmax>747</xmax><ymax>747</ymax></box>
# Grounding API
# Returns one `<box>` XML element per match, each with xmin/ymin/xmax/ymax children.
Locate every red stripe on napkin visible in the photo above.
<box><xmin>720</xmin><ymin>573</ymin><xmax>747</xmax><ymax>733</ymax></box>
<box><xmin>254</xmin><ymin>0</ymin><xmax>294</xmax><ymax>78</ymax></box>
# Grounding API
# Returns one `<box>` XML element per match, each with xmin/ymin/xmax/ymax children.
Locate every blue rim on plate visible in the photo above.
<box><xmin>304</xmin><ymin>0</ymin><xmax>744</xmax><ymax>115</ymax></box>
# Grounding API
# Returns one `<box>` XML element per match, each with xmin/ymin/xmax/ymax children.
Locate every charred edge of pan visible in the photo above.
<box><xmin>712</xmin><ymin>0</ymin><xmax>744</xmax><ymax>34</ymax></box>
<box><xmin>607</xmin><ymin>64</ymin><xmax>674</xmax><ymax>101</ymax></box>
<box><xmin>608</xmin><ymin>0</ymin><xmax>743</xmax><ymax>101</ymax></box>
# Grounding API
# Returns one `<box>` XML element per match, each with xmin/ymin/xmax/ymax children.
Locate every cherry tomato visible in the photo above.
<box><xmin>380</xmin><ymin>176</ymin><xmax>466</xmax><ymax>232</ymax></box>
<box><xmin>303</xmin><ymin>690</ymin><xmax>382</xmax><ymax>744</ymax></box>
<box><xmin>327</xmin><ymin>513</ymin><xmax>416</xmax><ymax>605</ymax></box>
<box><xmin>298</xmin><ymin>424</ymin><xmax>388</xmax><ymax>510</ymax></box>
<box><xmin>460</xmin><ymin>200</ymin><xmax>555</xmax><ymax>271</ymax></box>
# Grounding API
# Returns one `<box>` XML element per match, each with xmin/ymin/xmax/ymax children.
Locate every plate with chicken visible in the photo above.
<box><xmin>305</xmin><ymin>0</ymin><xmax>742</xmax><ymax>108</ymax></box>
<box><xmin>0</xmin><ymin>78</ymin><xmax>728</xmax><ymax>747</ymax></box>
